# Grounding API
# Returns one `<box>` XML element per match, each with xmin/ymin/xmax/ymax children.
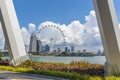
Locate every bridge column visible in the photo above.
<box><xmin>0</xmin><ymin>0</ymin><xmax>29</xmax><ymax>66</ymax></box>
<box><xmin>93</xmin><ymin>0</ymin><xmax>120</xmax><ymax>74</ymax></box>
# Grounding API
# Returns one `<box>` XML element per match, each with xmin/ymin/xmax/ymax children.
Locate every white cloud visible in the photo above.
<box><xmin>0</xmin><ymin>10</ymin><xmax>103</xmax><ymax>52</ymax></box>
<box><xmin>85</xmin><ymin>10</ymin><xmax>97</xmax><ymax>28</ymax></box>
<box><xmin>1</xmin><ymin>10</ymin><xmax>120</xmax><ymax>52</ymax></box>
<box><xmin>36</xmin><ymin>10</ymin><xmax>103</xmax><ymax>52</ymax></box>
<box><xmin>67</xmin><ymin>20</ymin><xmax>84</xmax><ymax>44</ymax></box>
<box><xmin>119</xmin><ymin>24</ymin><xmax>120</xmax><ymax>29</ymax></box>
<box><xmin>38</xmin><ymin>21</ymin><xmax>85</xmax><ymax>45</ymax></box>
<box><xmin>28</xmin><ymin>23</ymin><xmax>36</xmax><ymax>33</ymax></box>
<box><xmin>38</xmin><ymin>21</ymin><xmax>64</xmax><ymax>44</ymax></box>
<box><xmin>21</xmin><ymin>27</ymin><xmax>30</xmax><ymax>45</ymax></box>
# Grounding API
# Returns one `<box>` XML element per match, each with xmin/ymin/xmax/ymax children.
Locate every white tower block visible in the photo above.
<box><xmin>0</xmin><ymin>0</ymin><xmax>29</xmax><ymax>65</ymax></box>
<box><xmin>93</xmin><ymin>0</ymin><xmax>120</xmax><ymax>74</ymax></box>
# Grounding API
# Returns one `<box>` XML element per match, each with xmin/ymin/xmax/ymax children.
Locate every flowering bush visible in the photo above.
<box><xmin>18</xmin><ymin>60</ymin><xmax>104</xmax><ymax>76</ymax></box>
<box><xmin>0</xmin><ymin>63</ymin><xmax>120</xmax><ymax>80</ymax></box>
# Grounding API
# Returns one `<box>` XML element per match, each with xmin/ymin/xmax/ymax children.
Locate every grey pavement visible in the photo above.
<box><xmin>0</xmin><ymin>71</ymin><xmax>69</xmax><ymax>80</ymax></box>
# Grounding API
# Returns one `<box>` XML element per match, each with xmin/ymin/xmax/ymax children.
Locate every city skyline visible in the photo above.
<box><xmin>29</xmin><ymin>32</ymin><xmax>76</xmax><ymax>53</ymax></box>
<box><xmin>0</xmin><ymin>0</ymin><xmax>120</xmax><ymax>52</ymax></box>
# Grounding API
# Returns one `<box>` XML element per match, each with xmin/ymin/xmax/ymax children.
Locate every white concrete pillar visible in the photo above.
<box><xmin>0</xmin><ymin>0</ymin><xmax>29</xmax><ymax>66</ymax></box>
<box><xmin>93</xmin><ymin>0</ymin><xmax>120</xmax><ymax>74</ymax></box>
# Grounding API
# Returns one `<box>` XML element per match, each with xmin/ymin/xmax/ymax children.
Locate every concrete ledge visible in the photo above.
<box><xmin>10</xmin><ymin>55</ymin><xmax>29</xmax><ymax>66</ymax></box>
<box><xmin>105</xmin><ymin>61</ymin><xmax>120</xmax><ymax>75</ymax></box>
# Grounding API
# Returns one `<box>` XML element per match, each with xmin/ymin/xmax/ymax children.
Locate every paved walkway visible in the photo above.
<box><xmin>0</xmin><ymin>71</ymin><xmax>69</xmax><ymax>80</ymax></box>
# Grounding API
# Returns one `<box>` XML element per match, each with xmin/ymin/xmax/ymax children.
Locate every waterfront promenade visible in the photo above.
<box><xmin>0</xmin><ymin>71</ymin><xmax>68</xmax><ymax>80</ymax></box>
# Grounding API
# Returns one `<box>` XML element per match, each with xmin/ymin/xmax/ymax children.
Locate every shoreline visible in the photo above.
<box><xmin>29</xmin><ymin>55</ymin><xmax>104</xmax><ymax>57</ymax></box>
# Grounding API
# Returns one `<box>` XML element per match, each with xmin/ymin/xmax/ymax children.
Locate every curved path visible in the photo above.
<box><xmin>0</xmin><ymin>71</ymin><xmax>69</xmax><ymax>80</ymax></box>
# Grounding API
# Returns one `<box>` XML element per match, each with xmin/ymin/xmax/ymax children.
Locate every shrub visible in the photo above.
<box><xmin>14</xmin><ymin>67</ymin><xmax>34</xmax><ymax>73</ymax></box>
<box><xmin>1</xmin><ymin>65</ymin><xmax>120</xmax><ymax>80</ymax></box>
<box><xmin>18</xmin><ymin>60</ymin><xmax>104</xmax><ymax>76</ymax></box>
<box><xmin>0</xmin><ymin>65</ymin><xmax>90</xmax><ymax>80</ymax></box>
<box><xmin>0</xmin><ymin>66</ymin><xmax>14</xmax><ymax>71</ymax></box>
<box><xmin>33</xmin><ymin>69</ymin><xmax>90</xmax><ymax>80</ymax></box>
<box><xmin>89</xmin><ymin>76</ymin><xmax>102</xmax><ymax>80</ymax></box>
<box><xmin>105</xmin><ymin>76</ymin><xmax>120</xmax><ymax>80</ymax></box>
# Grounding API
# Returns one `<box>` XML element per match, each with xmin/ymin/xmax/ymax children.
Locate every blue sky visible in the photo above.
<box><xmin>13</xmin><ymin>0</ymin><xmax>120</xmax><ymax>28</ymax></box>
<box><xmin>0</xmin><ymin>0</ymin><xmax>119</xmax><ymax>51</ymax></box>
<box><xmin>12</xmin><ymin>0</ymin><xmax>120</xmax><ymax>52</ymax></box>
<box><xmin>13</xmin><ymin>0</ymin><xmax>92</xmax><ymax>27</ymax></box>
<box><xmin>114</xmin><ymin>0</ymin><xmax>120</xmax><ymax>23</ymax></box>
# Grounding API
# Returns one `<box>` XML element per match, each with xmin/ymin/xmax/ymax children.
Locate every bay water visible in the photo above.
<box><xmin>30</xmin><ymin>56</ymin><xmax>106</xmax><ymax>64</ymax></box>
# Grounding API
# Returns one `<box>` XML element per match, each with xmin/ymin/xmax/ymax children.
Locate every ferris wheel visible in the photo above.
<box><xmin>38</xmin><ymin>24</ymin><xmax>66</xmax><ymax>52</ymax></box>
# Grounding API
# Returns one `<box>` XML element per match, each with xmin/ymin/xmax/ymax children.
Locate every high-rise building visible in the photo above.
<box><xmin>50</xmin><ymin>38</ymin><xmax>54</xmax><ymax>52</ymax></box>
<box><xmin>65</xmin><ymin>47</ymin><xmax>68</xmax><ymax>53</ymax></box>
<box><xmin>29</xmin><ymin>32</ymin><xmax>42</xmax><ymax>52</ymax></box>
<box><xmin>82</xmin><ymin>49</ymin><xmax>86</xmax><ymax>54</ymax></box>
<box><xmin>57</xmin><ymin>48</ymin><xmax>61</xmax><ymax>52</ymax></box>
<box><xmin>98</xmin><ymin>50</ymin><xmax>101</xmax><ymax>55</ymax></box>
<box><xmin>71</xmin><ymin>46</ymin><xmax>74</xmax><ymax>53</ymax></box>
<box><xmin>36</xmin><ymin>39</ymin><xmax>42</xmax><ymax>52</ymax></box>
<box><xmin>29</xmin><ymin>32</ymin><xmax>37</xmax><ymax>52</ymax></box>
<box><xmin>45</xmin><ymin>44</ymin><xmax>50</xmax><ymax>52</ymax></box>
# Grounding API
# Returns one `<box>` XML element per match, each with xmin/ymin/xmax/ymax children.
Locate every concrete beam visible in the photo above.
<box><xmin>0</xmin><ymin>0</ymin><xmax>29</xmax><ymax>66</ymax></box>
<box><xmin>93</xmin><ymin>0</ymin><xmax>120</xmax><ymax>74</ymax></box>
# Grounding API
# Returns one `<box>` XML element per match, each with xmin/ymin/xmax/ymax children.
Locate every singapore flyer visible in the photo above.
<box><xmin>38</xmin><ymin>24</ymin><xmax>66</xmax><ymax>53</ymax></box>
